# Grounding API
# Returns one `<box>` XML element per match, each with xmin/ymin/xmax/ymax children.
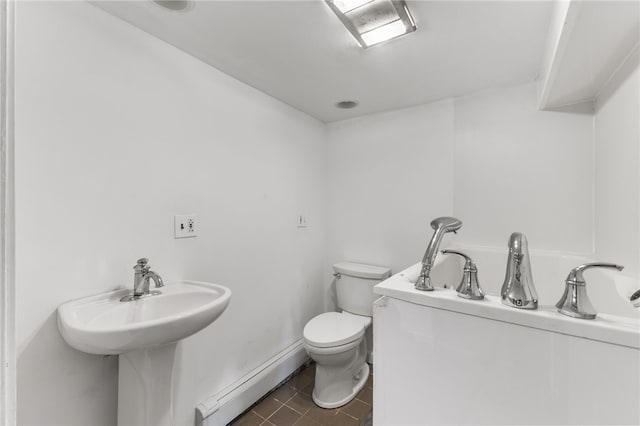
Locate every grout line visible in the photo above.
<box><xmin>262</xmin><ymin>409</ymin><xmax>278</xmax><ymax>423</ymax></box>
<box><xmin>341</xmin><ymin>411</ymin><xmax>359</xmax><ymax>420</ymax></box>
<box><xmin>284</xmin><ymin>390</ymin><xmax>308</xmax><ymax>414</ymax></box>
<box><xmin>261</xmin><ymin>401</ymin><xmax>285</xmax><ymax>422</ymax></box>
<box><xmin>286</xmin><ymin>404</ymin><xmax>310</xmax><ymax>417</ymax></box>
<box><xmin>282</xmin><ymin>392</ymin><xmax>298</xmax><ymax>404</ymax></box>
<box><xmin>274</xmin><ymin>389</ymin><xmax>298</xmax><ymax>405</ymax></box>
<box><xmin>284</xmin><ymin>400</ymin><xmax>310</xmax><ymax>417</ymax></box>
<box><xmin>292</xmin><ymin>412</ymin><xmax>313</xmax><ymax>426</ymax></box>
<box><xmin>251</xmin><ymin>410</ymin><xmax>267</xmax><ymax>420</ymax></box>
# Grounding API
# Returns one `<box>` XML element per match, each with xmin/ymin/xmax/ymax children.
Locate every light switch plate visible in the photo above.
<box><xmin>175</xmin><ymin>214</ymin><xmax>197</xmax><ymax>238</ymax></box>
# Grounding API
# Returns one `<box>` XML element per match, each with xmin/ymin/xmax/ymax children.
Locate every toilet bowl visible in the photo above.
<box><xmin>302</xmin><ymin>262</ymin><xmax>390</xmax><ymax>408</ymax></box>
<box><xmin>303</xmin><ymin>311</ymin><xmax>371</xmax><ymax>408</ymax></box>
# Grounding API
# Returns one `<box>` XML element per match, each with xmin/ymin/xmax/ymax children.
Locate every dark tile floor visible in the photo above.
<box><xmin>230</xmin><ymin>363</ymin><xmax>373</xmax><ymax>426</ymax></box>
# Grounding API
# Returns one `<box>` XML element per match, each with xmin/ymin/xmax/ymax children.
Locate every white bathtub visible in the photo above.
<box><xmin>372</xmin><ymin>252</ymin><xmax>640</xmax><ymax>425</ymax></box>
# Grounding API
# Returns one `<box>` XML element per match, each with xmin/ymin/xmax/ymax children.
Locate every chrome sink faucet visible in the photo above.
<box><xmin>120</xmin><ymin>258</ymin><xmax>164</xmax><ymax>302</ymax></box>
<box><xmin>501</xmin><ymin>232</ymin><xmax>538</xmax><ymax>309</ymax></box>
<box><xmin>415</xmin><ymin>217</ymin><xmax>462</xmax><ymax>291</ymax></box>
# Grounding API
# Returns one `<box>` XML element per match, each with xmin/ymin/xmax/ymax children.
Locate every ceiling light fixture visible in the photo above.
<box><xmin>336</xmin><ymin>100</ymin><xmax>359</xmax><ymax>109</ymax></box>
<box><xmin>325</xmin><ymin>0</ymin><xmax>416</xmax><ymax>48</ymax></box>
<box><xmin>333</xmin><ymin>0</ymin><xmax>374</xmax><ymax>14</ymax></box>
<box><xmin>152</xmin><ymin>0</ymin><xmax>193</xmax><ymax>12</ymax></box>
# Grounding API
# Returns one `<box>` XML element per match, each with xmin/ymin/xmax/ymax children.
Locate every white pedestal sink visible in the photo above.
<box><xmin>58</xmin><ymin>280</ymin><xmax>231</xmax><ymax>426</ymax></box>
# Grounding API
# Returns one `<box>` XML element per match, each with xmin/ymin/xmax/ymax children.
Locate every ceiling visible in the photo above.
<box><xmin>545</xmin><ymin>0</ymin><xmax>640</xmax><ymax>107</ymax></box>
<box><xmin>92</xmin><ymin>1</ymin><xmax>554</xmax><ymax>122</ymax></box>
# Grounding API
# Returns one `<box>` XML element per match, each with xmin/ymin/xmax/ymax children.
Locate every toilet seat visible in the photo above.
<box><xmin>304</xmin><ymin>338</ymin><xmax>361</xmax><ymax>356</ymax></box>
<box><xmin>303</xmin><ymin>312</ymin><xmax>368</xmax><ymax>348</ymax></box>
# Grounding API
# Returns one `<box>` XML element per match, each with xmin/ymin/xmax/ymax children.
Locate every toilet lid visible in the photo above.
<box><xmin>303</xmin><ymin>312</ymin><xmax>366</xmax><ymax>348</ymax></box>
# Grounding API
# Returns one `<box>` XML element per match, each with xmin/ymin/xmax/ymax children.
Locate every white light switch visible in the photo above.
<box><xmin>175</xmin><ymin>214</ymin><xmax>197</xmax><ymax>238</ymax></box>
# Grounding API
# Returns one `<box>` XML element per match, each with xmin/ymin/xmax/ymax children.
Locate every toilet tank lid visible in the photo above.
<box><xmin>333</xmin><ymin>262</ymin><xmax>391</xmax><ymax>280</ymax></box>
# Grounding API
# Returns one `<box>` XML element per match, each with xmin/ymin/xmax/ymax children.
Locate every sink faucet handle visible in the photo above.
<box><xmin>556</xmin><ymin>262</ymin><xmax>624</xmax><ymax>320</ymax></box>
<box><xmin>442</xmin><ymin>250</ymin><xmax>485</xmax><ymax>300</ymax></box>
<box><xmin>134</xmin><ymin>258</ymin><xmax>150</xmax><ymax>273</ymax></box>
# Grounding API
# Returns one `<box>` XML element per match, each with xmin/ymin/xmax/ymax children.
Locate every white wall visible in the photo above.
<box><xmin>14</xmin><ymin>3</ymin><xmax>326</xmax><ymax>425</ymax></box>
<box><xmin>454</xmin><ymin>83</ymin><xmax>593</xmax><ymax>252</ymax></box>
<box><xmin>327</xmin><ymin>100</ymin><xmax>455</xmax><ymax>276</ymax></box>
<box><xmin>328</xmin><ymin>82</ymin><xmax>593</xmax><ymax>284</ymax></box>
<box><xmin>594</xmin><ymin>46</ymin><xmax>640</xmax><ymax>280</ymax></box>
<box><xmin>13</xmin><ymin>2</ymin><xmax>640</xmax><ymax>425</ymax></box>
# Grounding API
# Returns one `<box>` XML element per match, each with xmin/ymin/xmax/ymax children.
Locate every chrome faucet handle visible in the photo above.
<box><xmin>134</xmin><ymin>258</ymin><xmax>149</xmax><ymax>272</ymax></box>
<box><xmin>441</xmin><ymin>249</ymin><xmax>472</xmax><ymax>262</ymax></box>
<box><xmin>556</xmin><ymin>262</ymin><xmax>624</xmax><ymax>320</ymax></box>
<box><xmin>565</xmin><ymin>263</ymin><xmax>624</xmax><ymax>284</ymax></box>
<box><xmin>442</xmin><ymin>250</ymin><xmax>485</xmax><ymax>300</ymax></box>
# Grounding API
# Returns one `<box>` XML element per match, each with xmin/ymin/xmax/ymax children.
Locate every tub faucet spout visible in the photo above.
<box><xmin>501</xmin><ymin>232</ymin><xmax>537</xmax><ymax>309</ymax></box>
<box><xmin>415</xmin><ymin>217</ymin><xmax>462</xmax><ymax>291</ymax></box>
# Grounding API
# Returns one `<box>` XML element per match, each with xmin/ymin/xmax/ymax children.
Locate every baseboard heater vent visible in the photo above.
<box><xmin>195</xmin><ymin>339</ymin><xmax>309</xmax><ymax>426</ymax></box>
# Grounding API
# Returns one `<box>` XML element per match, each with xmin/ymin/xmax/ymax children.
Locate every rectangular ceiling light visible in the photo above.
<box><xmin>333</xmin><ymin>0</ymin><xmax>374</xmax><ymax>14</ymax></box>
<box><xmin>325</xmin><ymin>0</ymin><xmax>417</xmax><ymax>48</ymax></box>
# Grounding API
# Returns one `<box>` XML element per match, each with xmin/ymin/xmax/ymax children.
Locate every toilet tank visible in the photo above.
<box><xmin>334</xmin><ymin>262</ymin><xmax>391</xmax><ymax>316</ymax></box>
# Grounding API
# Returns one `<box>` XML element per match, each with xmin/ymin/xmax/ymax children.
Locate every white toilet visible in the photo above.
<box><xmin>303</xmin><ymin>262</ymin><xmax>391</xmax><ymax>409</ymax></box>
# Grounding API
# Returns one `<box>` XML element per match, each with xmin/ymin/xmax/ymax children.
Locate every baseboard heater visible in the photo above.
<box><xmin>195</xmin><ymin>339</ymin><xmax>309</xmax><ymax>426</ymax></box>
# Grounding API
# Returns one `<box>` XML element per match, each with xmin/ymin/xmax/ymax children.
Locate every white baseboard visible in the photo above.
<box><xmin>196</xmin><ymin>339</ymin><xmax>309</xmax><ymax>426</ymax></box>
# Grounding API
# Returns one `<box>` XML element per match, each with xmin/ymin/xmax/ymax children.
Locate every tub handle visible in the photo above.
<box><xmin>441</xmin><ymin>250</ymin><xmax>485</xmax><ymax>300</ymax></box>
<box><xmin>556</xmin><ymin>262</ymin><xmax>624</xmax><ymax>320</ymax></box>
<box><xmin>441</xmin><ymin>249</ymin><xmax>472</xmax><ymax>263</ymax></box>
<box><xmin>565</xmin><ymin>263</ymin><xmax>624</xmax><ymax>286</ymax></box>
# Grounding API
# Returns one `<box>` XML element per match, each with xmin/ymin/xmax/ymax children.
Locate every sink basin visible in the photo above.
<box><xmin>58</xmin><ymin>280</ymin><xmax>231</xmax><ymax>354</ymax></box>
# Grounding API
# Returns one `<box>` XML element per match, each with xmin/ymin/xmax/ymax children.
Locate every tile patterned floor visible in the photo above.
<box><xmin>230</xmin><ymin>363</ymin><xmax>373</xmax><ymax>426</ymax></box>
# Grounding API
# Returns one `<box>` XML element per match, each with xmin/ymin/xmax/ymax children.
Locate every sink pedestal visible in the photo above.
<box><xmin>58</xmin><ymin>280</ymin><xmax>231</xmax><ymax>425</ymax></box>
<box><xmin>118</xmin><ymin>343</ymin><xmax>178</xmax><ymax>426</ymax></box>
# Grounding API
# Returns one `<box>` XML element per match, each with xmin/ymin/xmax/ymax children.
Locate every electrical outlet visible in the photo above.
<box><xmin>174</xmin><ymin>214</ymin><xmax>198</xmax><ymax>238</ymax></box>
<box><xmin>297</xmin><ymin>214</ymin><xmax>308</xmax><ymax>228</ymax></box>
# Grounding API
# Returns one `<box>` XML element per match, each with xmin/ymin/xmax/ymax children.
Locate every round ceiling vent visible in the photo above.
<box><xmin>152</xmin><ymin>0</ymin><xmax>193</xmax><ymax>12</ymax></box>
<box><xmin>336</xmin><ymin>100</ymin><xmax>359</xmax><ymax>109</ymax></box>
